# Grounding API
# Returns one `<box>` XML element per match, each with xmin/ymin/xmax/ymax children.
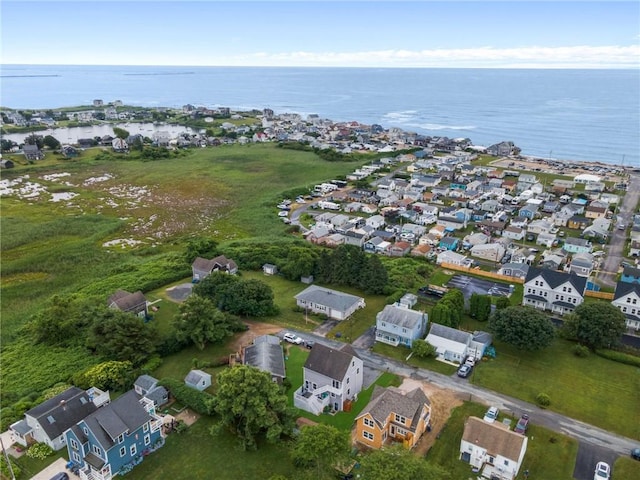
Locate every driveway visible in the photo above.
<box><xmin>165</xmin><ymin>283</ymin><xmax>193</xmax><ymax>302</ymax></box>
<box><xmin>573</xmin><ymin>442</ymin><xmax>618</xmax><ymax>480</ymax></box>
<box><xmin>29</xmin><ymin>457</ymin><xmax>69</xmax><ymax>480</ymax></box>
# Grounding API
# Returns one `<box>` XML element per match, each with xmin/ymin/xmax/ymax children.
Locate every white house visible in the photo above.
<box><xmin>425</xmin><ymin>323</ymin><xmax>492</xmax><ymax>363</ymax></box>
<box><xmin>460</xmin><ymin>416</ymin><xmax>528</xmax><ymax>480</ymax></box>
<box><xmin>192</xmin><ymin>255</ymin><xmax>238</xmax><ymax>281</ymax></box>
<box><xmin>293</xmin><ymin>344</ymin><xmax>363</xmax><ymax>415</ymax></box>
<box><xmin>569</xmin><ymin>253</ymin><xmax>594</xmax><ymax>278</ymax></box>
<box><xmin>470</xmin><ymin>243</ymin><xmax>505</xmax><ymax>262</ymax></box>
<box><xmin>375</xmin><ymin>304</ymin><xmax>428</xmax><ymax>348</ymax></box>
<box><xmin>612</xmin><ymin>282</ymin><xmax>640</xmax><ymax>332</ymax></box>
<box><xmin>522</xmin><ymin>267</ymin><xmax>587</xmax><ymax>315</ymax></box>
<box><xmin>436</xmin><ymin>250</ymin><xmax>470</xmax><ymax>267</ymax></box>
<box><xmin>294</xmin><ymin>285</ymin><xmax>365</xmax><ymax>321</ymax></box>
<box><xmin>365</xmin><ymin>214</ymin><xmax>386</xmax><ymax>229</ymax></box>
<box><xmin>502</xmin><ymin>226</ymin><xmax>525</xmax><ymax>241</ymax></box>
<box><xmin>184</xmin><ymin>369</ymin><xmax>212</xmax><ymax>391</ymax></box>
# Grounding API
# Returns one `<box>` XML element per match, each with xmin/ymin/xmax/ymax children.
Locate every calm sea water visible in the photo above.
<box><xmin>1</xmin><ymin>65</ymin><xmax>638</xmax><ymax>166</ymax></box>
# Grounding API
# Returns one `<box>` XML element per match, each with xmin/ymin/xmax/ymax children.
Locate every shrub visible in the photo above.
<box><xmin>412</xmin><ymin>339</ymin><xmax>436</xmax><ymax>359</ymax></box>
<box><xmin>595</xmin><ymin>349</ymin><xmax>640</xmax><ymax>367</ymax></box>
<box><xmin>26</xmin><ymin>443</ymin><xmax>54</xmax><ymax>460</ymax></box>
<box><xmin>572</xmin><ymin>345</ymin><xmax>590</xmax><ymax>357</ymax></box>
<box><xmin>0</xmin><ymin>456</ymin><xmax>21</xmax><ymax>479</ymax></box>
<box><xmin>535</xmin><ymin>393</ymin><xmax>551</xmax><ymax>408</ymax></box>
<box><xmin>160</xmin><ymin>378</ymin><xmax>216</xmax><ymax>415</ymax></box>
<box><xmin>140</xmin><ymin>356</ymin><xmax>163</xmax><ymax>374</ymax></box>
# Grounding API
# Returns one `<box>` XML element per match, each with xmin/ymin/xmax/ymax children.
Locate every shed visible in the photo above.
<box><xmin>184</xmin><ymin>369</ymin><xmax>212</xmax><ymax>391</ymax></box>
<box><xmin>262</xmin><ymin>263</ymin><xmax>278</xmax><ymax>275</ymax></box>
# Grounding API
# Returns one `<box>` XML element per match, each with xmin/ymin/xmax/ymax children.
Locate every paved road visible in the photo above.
<box><xmin>597</xmin><ymin>173</ymin><xmax>640</xmax><ymax>288</ymax></box>
<box><xmin>277</xmin><ymin>329</ymin><xmax>639</xmax><ymax>459</ymax></box>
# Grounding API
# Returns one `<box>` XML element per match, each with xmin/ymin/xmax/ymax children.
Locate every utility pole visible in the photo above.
<box><xmin>0</xmin><ymin>436</ymin><xmax>17</xmax><ymax>480</ymax></box>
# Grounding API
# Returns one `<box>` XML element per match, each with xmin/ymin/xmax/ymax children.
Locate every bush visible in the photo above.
<box><xmin>412</xmin><ymin>339</ymin><xmax>436</xmax><ymax>359</ymax></box>
<box><xmin>595</xmin><ymin>349</ymin><xmax>640</xmax><ymax>367</ymax></box>
<box><xmin>535</xmin><ymin>392</ymin><xmax>551</xmax><ymax>408</ymax></box>
<box><xmin>141</xmin><ymin>356</ymin><xmax>163</xmax><ymax>374</ymax></box>
<box><xmin>572</xmin><ymin>345</ymin><xmax>590</xmax><ymax>357</ymax></box>
<box><xmin>160</xmin><ymin>378</ymin><xmax>216</xmax><ymax>415</ymax></box>
<box><xmin>26</xmin><ymin>443</ymin><xmax>54</xmax><ymax>460</ymax></box>
<box><xmin>0</xmin><ymin>456</ymin><xmax>21</xmax><ymax>479</ymax></box>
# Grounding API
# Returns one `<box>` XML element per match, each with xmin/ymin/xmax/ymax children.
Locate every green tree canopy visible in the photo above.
<box><xmin>173</xmin><ymin>294</ymin><xmax>242</xmax><ymax>349</ymax></box>
<box><xmin>214</xmin><ymin>365</ymin><xmax>294</xmax><ymax>449</ymax></box>
<box><xmin>42</xmin><ymin>135</ymin><xmax>61</xmax><ymax>150</ymax></box>
<box><xmin>112</xmin><ymin>127</ymin><xmax>130</xmax><ymax>139</ymax></box>
<box><xmin>495</xmin><ymin>296</ymin><xmax>511</xmax><ymax>310</ymax></box>
<box><xmin>489</xmin><ymin>306</ymin><xmax>555</xmax><ymax>350</ymax></box>
<box><xmin>73</xmin><ymin>360</ymin><xmax>134</xmax><ymax>391</ymax></box>
<box><xmin>184</xmin><ymin>237</ymin><xmax>219</xmax><ymax>264</ymax></box>
<box><xmin>412</xmin><ymin>339</ymin><xmax>436</xmax><ymax>358</ymax></box>
<box><xmin>561</xmin><ymin>302</ymin><xmax>626</xmax><ymax>350</ymax></box>
<box><xmin>359</xmin><ymin>444</ymin><xmax>449</xmax><ymax>480</ymax></box>
<box><xmin>194</xmin><ymin>273</ymin><xmax>278</xmax><ymax>317</ymax></box>
<box><xmin>291</xmin><ymin>424</ymin><xmax>351</xmax><ymax>479</ymax></box>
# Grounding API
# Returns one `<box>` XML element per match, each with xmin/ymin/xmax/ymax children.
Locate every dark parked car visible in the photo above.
<box><xmin>49</xmin><ymin>473</ymin><xmax>69</xmax><ymax>480</ymax></box>
<box><xmin>305</xmin><ymin>340</ymin><xmax>315</xmax><ymax>349</ymax></box>
<box><xmin>457</xmin><ymin>364</ymin><xmax>472</xmax><ymax>378</ymax></box>
<box><xmin>631</xmin><ymin>447</ymin><xmax>640</xmax><ymax>460</ymax></box>
<box><xmin>514</xmin><ymin>414</ymin><xmax>530</xmax><ymax>434</ymax></box>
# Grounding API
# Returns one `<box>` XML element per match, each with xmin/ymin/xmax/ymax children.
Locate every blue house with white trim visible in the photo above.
<box><xmin>621</xmin><ymin>265</ymin><xmax>640</xmax><ymax>284</ymax></box>
<box><xmin>65</xmin><ymin>390</ymin><xmax>164</xmax><ymax>480</ymax></box>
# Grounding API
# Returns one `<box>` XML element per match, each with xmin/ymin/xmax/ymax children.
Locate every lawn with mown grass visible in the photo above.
<box><xmin>13</xmin><ymin>451</ymin><xmax>67</xmax><ymax>480</ymax></box>
<box><xmin>472</xmin><ymin>338</ymin><xmax>640</xmax><ymax>439</ymax></box>
<box><xmin>284</xmin><ymin>346</ymin><xmax>401</xmax><ymax>430</ymax></box>
<box><xmin>372</xmin><ymin>342</ymin><xmax>458</xmax><ymax>376</ymax></box>
<box><xmin>613</xmin><ymin>457</ymin><xmax>640</xmax><ymax>480</ymax></box>
<box><xmin>426</xmin><ymin>401</ymin><xmax>578</xmax><ymax>480</ymax></box>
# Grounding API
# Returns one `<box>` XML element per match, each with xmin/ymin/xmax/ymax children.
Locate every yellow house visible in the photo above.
<box><xmin>355</xmin><ymin>386</ymin><xmax>431</xmax><ymax>449</ymax></box>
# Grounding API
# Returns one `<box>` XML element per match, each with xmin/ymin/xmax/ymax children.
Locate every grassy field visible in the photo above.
<box><xmin>472</xmin><ymin>338</ymin><xmax>640</xmax><ymax>439</ymax></box>
<box><xmin>613</xmin><ymin>457</ymin><xmax>640</xmax><ymax>480</ymax></box>
<box><xmin>372</xmin><ymin>342</ymin><xmax>458</xmax><ymax>376</ymax></box>
<box><xmin>426</xmin><ymin>401</ymin><xmax>578</xmax><ymax>480</ymax></box>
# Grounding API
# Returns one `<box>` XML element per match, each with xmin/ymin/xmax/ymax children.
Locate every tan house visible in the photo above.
<box><xmin>355</xmin><ymin>386</ymin><xmax>431</xmax><ymax>450</ymax></box>
<box><xmin>585</xmin><ymin>205</ymin><xmax>607</xmax><ymax>219</ymax></box>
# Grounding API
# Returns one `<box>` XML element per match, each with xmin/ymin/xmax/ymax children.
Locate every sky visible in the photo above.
<box><xmin>1</xmin><ymin>1</ymin><xmax>639</xmax><ymax>68</ymax></box>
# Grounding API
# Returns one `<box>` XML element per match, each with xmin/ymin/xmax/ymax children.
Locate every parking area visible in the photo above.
<box><xmin>445</xmin><ymin>274</ymin><xmax>513</xmax><ymax>300</ymax></box>
<box><xmin>29</xmin><ymin>457</ymin><xmax>70</xmax><ymax>480</ymax></box>
<box><xmin>573</xmin><ymin>442</ymin><xmax>618</xmax><ymax>480</ymax></box>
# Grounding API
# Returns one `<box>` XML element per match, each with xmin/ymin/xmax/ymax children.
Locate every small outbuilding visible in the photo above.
<box><xmin>262</xmin><ymin>263</ymin><xmax>278</xmax><ymax>275</ymax></box>
<box><xmin>184</xmin><ymin>369</ymin><xmax>212</xmax><ymax>391</ymax></box>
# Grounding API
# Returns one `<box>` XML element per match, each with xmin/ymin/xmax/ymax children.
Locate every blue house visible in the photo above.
<box><xmin>439</xmin><ymin>236</ymin><xmax>459</xmax><ymax>251</ymax></box>
<box><xmin>375</xmin><ymin>303</ymin><xmax>428</xmax><ymax>348</ymax></box>
<box><xmin>519</xmin><ymin>204</ymin><xmax>539</xmax><ymax>219</ymax></box>
<box><xmin>621</xmin><ymin>265</ymin><xmax>640</xmax><ymax>284</ymax></box>
<box><xmin>65</xmin><ymin>390</ymin><xmax>164</xmax><ymax>480</ymax></box>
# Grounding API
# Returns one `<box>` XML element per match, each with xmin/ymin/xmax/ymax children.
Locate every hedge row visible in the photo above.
<box><xmin>160</xmin><ymin>378</ymin><xmax>216</xmax><ymax>415</ymax></box>
<box><xmin>595</xmin><ymin>349</ymin><xmax>640</xmax><ymax>368</ymax></box>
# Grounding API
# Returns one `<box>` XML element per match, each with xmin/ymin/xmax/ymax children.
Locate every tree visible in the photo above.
<box><xmin>42</xmin><ymin>135</ymin><xmax>61</xmax><ymax>150</ymax></box>
<box><xmin>561</xmin><ymin>302</ymin><xmax>626</xmax><ymax>350</ymax></box>
<box><xmin>359</xmin><ymin>445</ymin><xmax>449</xmax><ymax>480</ymax></box>
<box><xmin>214</xmin><ymin>365</ymin><xmax>294</xmax><ymax>449</ymax></box>
<box><xmin>476</xmin><ymin>295</ymin><xmax>492</xmax><ymax>322</ymax></box>
<box><xmin>184</xmin><ymin>237</ymin><xmax>219</xmax><ymax>264</ymax></box>
<box><xmin>112</xmin><ymin>127</ymin><xmax>130</xmax><ymax>139</ymax></box>
<box><xmin>359</xmin><ymin>255</ymin><xmax>388</xmax><ymax>295</ymax></box>
<box><xmin>24</xmin><ymin>133</ymin><xmax>44</xmax><ymax>148</ymax></box>
<box><xmin>73</xmin><ymin>360</ymin><xmax>134</xmax><ymax>391</ymax></box>
<box><xmin>430</xmin><ymin>302</ymin><xmax>454</xmax><ymax>327</ymax></box>
<box><xmin>412</xmin><ymin>339</ymin><xmax>436</xmax><ymax>358</ymax></box>
<box><xmin>489</xmin><ymin>306</ymin><xmax>555</xmax><ymax>350</ymax></box>
<box><xmin>88</xmin><ymin>310</ymin><xmax>157</xmax><ymax>365</ymax></box>
<box><xmin>291</xmin><ymin>424</ymin><xmax>351</xmax><ymax>479</ymax></box>
<box><xmin>495</xmin><ymin>296</ymin><xmax>511</xmax><ymax>310</ymax></box>
<box><xmin>222</xmin><ymin>279</ymin><xmax>279</xmax><ymax>317</ymax></box>
<box><xmin>1</xmin><ymin>139</ymin><xmax>15</xmax><ymax>152</ymax></box>
<box><xmin>173</xmin><ymin>294</ymin><xmax>241</xmax><ymax>349</ymax></box>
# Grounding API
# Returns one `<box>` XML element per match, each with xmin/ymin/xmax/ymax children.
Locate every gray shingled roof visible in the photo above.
<box><xmin>358</xmin><ymin>386</ymin><xmax>429</xmax><ymax>431</ymax></box>
<box><xmin>108</xmin><ymin>290</ymin><xmax>146</xmax><ymax>313</ymax></box>
<box><xmin>623</xmin><ymin>265</ymin><xmax>640</xmax><ymax>278</ymax></box>
<box><xmin>613</xmin><ymin>281</ymin><xmax>640</xmax><ymax>301</ymax></box>
<box><xmin>462</xmin><ymin>416</ymin><xmax>526</xmax><ymax>461</ymax></box>
<box><xmin>243</xmin><ymin>335</ymin><xmax>286</xmax><ymax>379</ymax></box>
<box><xmin>134</xmin><ymin>374</ymin><xmax>158</xmax><ymax>393</ymax></box>
<box><xmin>295</xmin><ymin>285</ymin><xmax>363</xmax><ymax>313</ymax></box>
<box><xmin>25</xmin><ymin>387</ymin><xmax>97</xmax><ymax>440</ymax></box>
<box><xmin>82</xmin><ymin>390</ymin><xmax>150</xmax><ymax>450</ymax></box>
<box><xmin>304</xmin><ymin>343</ymin><xmax>358</xmax><ymax>381</ymax></box>
<box><xmin>524</xmin><ymin>266</ymin><xmax>587</xmax><ymax>293</ymax></box>
<box><xmin>427</xmin><ymin>323</ymin><xmax>471</xmax><ymax>344</ymax></box>
<box><xmin>185</xmin><ymin>369</ymin><xmax>210</xmax><ymax>386</ymax></box>
<box><xmin>377</xmin><ymin>304</ymin><xmax>425</xmax><ymax>329</ymax></box>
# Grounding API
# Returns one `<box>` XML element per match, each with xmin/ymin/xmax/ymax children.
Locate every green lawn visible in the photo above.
<box><xmin>372</xmin><ymin>342</ymin><xmax>457</xmax><ymax>376</ymax></box>
<box><xmin>426</xmin><ymin>401</ymin><xmax>578</xmax><ymax>480</ymax></box>
<box><xmin>613</xmin><ymin>457</ymin><xmax>640</xmax><ymax>480</ymax></box>
<box><xmin>472</xmin><ymin>338</ymin><xmax>640</xmax><ymax>439</ymax></box>
<box><xmin>13</xmin><ymin>451</ymin><xmax>67</xmax><ymax>480</ymax></box>
<box><xmin>284</xmin><ymin>346</ymin><xmax>401</xmax><ymax>430</ymax></box>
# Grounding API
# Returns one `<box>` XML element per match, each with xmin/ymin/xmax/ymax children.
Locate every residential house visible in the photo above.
<box><xmin>569</xmin><ymin>253</ymin><xmax>594</xmax><ymax>278</ymax></box>
<box><xmin>562</xmin><ymin>237</ymin><xmax>592</xmax><ymax>254</ymax></box>
<box><xmin>527</xmin><ymin>219</ymin><xmax>553</xmax><ymax>235</ymax></box>
<box><xmin>364</xmin><ymin>236</ymin><xmax>390</xmax><ymax>254</ymax></box>
<box><xmin>439</xmin><ymin>237</ymin><xmax>459</xmax><ymax>251</ymax></box>
<box><xmin>365</xmin><ymin>215</ymin><xmax>386</xmax><ymax>230</ymax></box>
<box><xmin>460</xmin><ymin>416</ymin><xmax>528</xmax><ymax>480</ymax></box>
<box><xmin>463</xmin><ymin>232</ymin><xmax>490</xmax><ymax>248</ymax></box>
<box><xmin>621</xmin><ymin>265</ymin><xmax>640</xmax><ymax>284</ymax></box>
<box><xmin>481</xmin><ymin>199</ymin><xmax>500</xmax><ymax>213</ymax></box>
<box><xmin>242</xmin><ymin>335</ymin><xmax>286</xmax><ymax>383</ymax></box>
<box><xmin>567</xmin><ymin>216</ymin><xmax>590</xmax><ymax>230</ymax></box>
<box><xmin>23</xmin><ymin>144</ymin><xmax>45</xmax><ymax>161</ymax></box>
<box><xmin>612</xmin><ymin>282</ymin><xmax>640</xmax><ymax>331</ymax></box>
<box><xmin>479</xmin><ymin>220</ymin><xmax>506</xmax><ymax>235</ymax></box>
<box><xmin>294</xmin><ymin>285</ymin><xmax>365</xmax><ymax>320</ymax></box>
<box><xmin>65</xmin><ymin>390</ymin><xmax>163</xmax><ymax>480</ymax></box>
<box><xmin>184</xmin><ymin>370</ymin><xmax>211</xmax><ymax>391</ymax></box>
<box><xmin>191</xmin><ymin>255</ymin><xmax>238</xmax><ymax>281</ymax></box>
<box><xmin>388</xmin><ymin>241</ymin><xmax>412</xmax><ymax>257</ymax></box>
<box><xmin>497</xmin><ymin>263</ymin><xmax>530</xmax><ymax>279</ymax></box>
<box><xmin>293</xmin><ymin>344</ymin><xmax>363</xmax><ymax>415</ymax></box>
<box><xmin>540</xmin><ymin>251</ymin><xmax>567</xmax><ymax>271</ymax></box>
<box><xmin>107</xmin><ymin>290</ymin><xmax>147</xmax><ymax>318</ymax></box>
<box><xmin>536</xmin><ymin>232</ymin><xmax>556</xmax><ymax>248</ymax></box>
<box><xmin>522</xmin><ymin>267</ymin><xmax>587</xmax><ymax>315</ymax></box>
<box><xmin>375</xmin><ymin>304</ymin><xmax>428</xmax><ymax>348</ymax></box>
<box><xmin>503</xmin><ymin>226</ymin><xmax>525</xmax><ymax>241</ymax></box>
<box><xmin>436</xmin><ymin>250</ymin><xmax>470</xmax><ymax>267</ymax></box>
<box><xmin>518</xmin><ymin>204</ymin><xmax>539</xmax><ymax>220</ymax></box>
<box><xmin>585</xmin><ymin>205</ymin><xmax>608</xmax><ymax>219</ymax></box>
<box><xmin>355</xmin><ymin>386</ymin><xmax>431</xmax><ymax>449</ymax></box>
<box><xmin>410</xmin><ymin>243</ymin><xmax>433</xmax><ymax>258</ymax></box>
<box><xmin>111</xmin><ymin>138</ymin><xmax>128</xmax><ymax>152</ymax></box>
<box><xmin>425</xmin><ymin>323</ymin><xmax>492</xmax><ymax>362</ymax></box>
<box><xmin>11</xmin><ymin>387</ymin><xmax>110</xmax><ymax>450</ymax></box>
<box><xmin>470</xmin><ymin>243</ymin><xmax>505</xmax><ymax>262</ymax></box>
<box><xmin>0</xmin><ymin>159</ymin><xmax>15</xmax><ymax>169</ymax></box>
<box><xmin>133</xmin><ymin>375</ymin><xmax>168</xmax><ymax>408</ymax></box>
<box><xmin>436</xmin><ymin>216</ymin><xmax>466</xmax><ymax>230</ymax></box>
<box><xmin>429</xmin><ymin>224</ymin><xmax>447</xmax><ymax>239</ymax></box>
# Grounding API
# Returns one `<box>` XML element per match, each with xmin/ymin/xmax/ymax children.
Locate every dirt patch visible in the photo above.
<box><xmin>175</xmin><ymin>408</ymin><xmax>200</xmax><ymax>426</ymax></box>
<box><xmin>228</xmin><ymin>321</ymin><xmax>283</xmax><ymax>353</ymax></box>
<box><xmin>395</xmin><ymin>378</ymin><xmax>464</xmax><ymax>456</ymax></box>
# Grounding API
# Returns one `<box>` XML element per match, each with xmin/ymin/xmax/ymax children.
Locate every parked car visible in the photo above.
<box><xmin>278</xmin><ymin>211</ymin><xmax>289</xmax><ymax>217</ymax></box>
<box><xmin>457</xmin><ymin>364</ymin><xmax>472</xmax><ymax>378</ymax></box>
<box><xmin>514</xmin><ymin>414</ymin><xmax>530</xmax><ymax>434</ymax></box>
<box><xmin>283</xmin><ymin>333</ymin><xmax>303</xmax><ymax>344</ymax></box>
<box><xmin>464</xmin><ymin>356</ymin><xmax>476</xmax><ymax>367</ymax></box>
<box><xmin>631</xmin><ymin>447</ymin><xmax>640</xmax><ymax>460</ymax></box>
<box><xmin>593</xmin><ymin>461</ymin><xmax>610</xmax><ymax>480</ymax></box>
<box><xmin>304</xmin><ymin>340</ymin><xmax>315</xmax><ymax>349</ymax></box>
<box><xmin>49</xmin><ymin>474</ymin><xmax>69</xmax><ymax>480</ymax></box>
<box><xmin>483</xmin><ymin>406</ymin><xmax>499</xmax><ymax>423</ymax></box>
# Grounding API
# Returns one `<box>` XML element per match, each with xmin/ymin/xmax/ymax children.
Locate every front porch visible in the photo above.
<box><xmin>375</xmin><ymin>331</ymin><xmax>400</xmax><ymax>347</ymax></box>
<box><xmin>293</xmin><ymin>384</ymin><xmax>342</xmax><ymax>416</ymax></box>
<box><xmin>481</xmin><ymin>462</ymin><xmax>516</xmax><ymax>480</ymax></box>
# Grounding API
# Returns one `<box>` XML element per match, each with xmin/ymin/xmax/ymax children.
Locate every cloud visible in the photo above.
<box><xmin>215</xmin><ymin>45</ymin><xmax>640</xmax><ymax>69</ymax></box>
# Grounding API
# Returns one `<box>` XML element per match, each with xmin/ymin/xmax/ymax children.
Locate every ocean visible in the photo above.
<box><xmin>1</xmin><ymin>65</ymin><xmax>638</xmax><ymax>166</ymax></box>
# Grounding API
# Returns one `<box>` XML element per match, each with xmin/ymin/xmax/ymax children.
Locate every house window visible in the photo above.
<box><xmin>627</xmin><ymin>298</ymin><xmax>632</xmax><ymax>303</ymax></box>
<box><xmin>92</xmin><ymin>445</ymin><xmax>101</xmax><ymax>457</ymax></box>
<box><xmin>347</xmin><ymin>377</ymin><xmax>350</xmax><ymax>384</ymax></box>
<box><xmin>357</xmin><ymin>368</ymin><xmax>360</xmax><ymax>374</ymax></box>
<box><xmin>130</xmin><ymin>444</ymin><xmax>137</xmax><ymax>456</ymax></box>
<box><xmin>394</xmin><ymin>414</ymin><xmax>406</xmax><ymax>424</ymax></box>
<box><xmin>83</xmin><ymin>427</ymin><xmax>88</xmax><ymax>435</ymax></box>
<box><xmin>363</xmin><ymin>418</ymin><xmax>374</xmax><ymax>428</ymax></box>
<box><xmin>362</xmin><ymin>431</ymin><xmax>374</xmax><ymax>441</ymax></box>
<box><xmin>143</xmin><ymin>423</ymin><xmax>149</xmax><ymax>433</ymax></box>
<box><xmin>347</xmin><ymin>388</ymin><xmax>350</xmax><ymax>396</ymax></box>
<box><xmin>634</xmin><ymin>298</ymin><xmax>638</xmax><ymax>305</ymax></box>
<box><xmin>504</xmin><ymin>460</ymin><xmax>509</xmax><ymax>466</ymax></box>
<box><xmin>562</xmin><ymin>286</ymin><xmax>567</xmax><ymax>292</ymax></box>
<box><xmin>120</xmin><ymin>447</ymin><xmax>126</xmax><ymax>457</ymax></box>
<box><xmin>144</xmin><ymin>434</ymin><xmax>150</xmax><ymax>446</ymax></box>
<box><xmin>332</xmin><ymin>380</ymin><xmax>340</xmax><ymax>389</ymax></box>
<box><xmin>623</xmin><ymin>307</ymin><xmax>628</xmax><ymax>313</ymax></box>
<box><xmin>118</xmin><ymin>434</ymin><xmax>124</xmax><ymax>444</ymax></box>
<box><xmin>72</xmin><ymin>452</ymin><xmax>80</xmax><ymax>463</ymax></box>
<box><xmin>70</xmin><ymin>439</ymin><xmax>79</xmax><ymax>450</ymax></box>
